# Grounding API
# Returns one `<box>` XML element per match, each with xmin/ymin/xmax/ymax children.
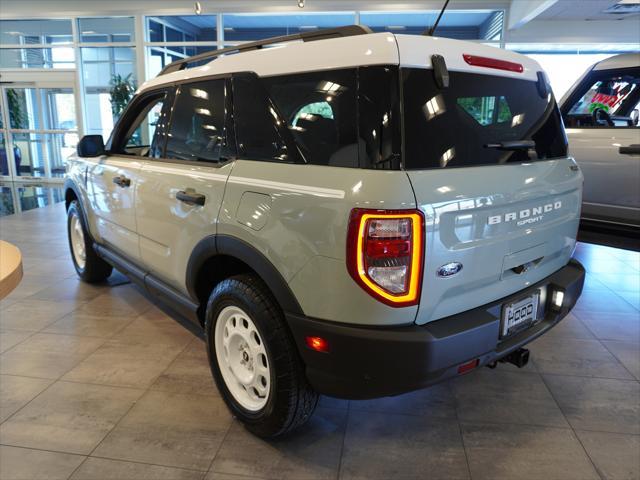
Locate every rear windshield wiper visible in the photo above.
<box><xmin>485</xmin><ymin>140</ymin><xmax>535</xmax><ymax>151</ymax></box>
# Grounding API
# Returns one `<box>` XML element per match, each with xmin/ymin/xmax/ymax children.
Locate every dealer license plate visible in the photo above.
<box><xmin>501</xmin><ymin>292</ymin><xmax>540</xmax><ymax>338</ymax></box>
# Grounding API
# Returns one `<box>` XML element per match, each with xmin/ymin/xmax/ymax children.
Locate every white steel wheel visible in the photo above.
<box><xmin>69</xmin><ymin>210</ymin><xmax>86</xmax><ymax>270</ymax></box>
<box><xmin>214</xmin><ymin>305</ymin><xmax>271</xmax><ymax>412</ymax></box>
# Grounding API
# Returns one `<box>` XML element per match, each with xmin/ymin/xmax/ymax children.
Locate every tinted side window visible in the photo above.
<box><xmin>563</xmin><ymin>67</ymin><xmax>640</xmax><ymax>128</ymax></box>
<box><xmin>358</xmin><ymin>66</ymin><xmax>402</xmax><ymax>169</ymax></box>
<box><xmin>262</xmin><ymin>69</ymin><xmax>358</xmax><ymax>167</ymax></box>
<box><xmin>232</xmin><ymin>74</ymin><xmax>292</xmax><ymax>162</ymax></box>
<box><xmin>165</xmin><ymin>79</ymin><xmax>234</xmax><ymax>163</ymax></box>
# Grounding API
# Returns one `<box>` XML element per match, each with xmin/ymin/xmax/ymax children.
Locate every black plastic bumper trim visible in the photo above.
<box><xmin>286</xmin><ymin>259</ymin><xmax>585</xmax><ymax>399</ymax></box>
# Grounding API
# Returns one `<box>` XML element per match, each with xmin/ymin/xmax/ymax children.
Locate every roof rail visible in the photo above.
<box><xmin>157</xmin><ymin>24</ymin><xmax>373</xmax><ymax>76</ymax></box>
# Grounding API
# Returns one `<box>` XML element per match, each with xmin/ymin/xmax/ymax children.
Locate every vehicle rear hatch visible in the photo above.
<box><xmin>396</xmin><ymin>36</ymin><xmax>583</xmax><ymax>325</ymax></box>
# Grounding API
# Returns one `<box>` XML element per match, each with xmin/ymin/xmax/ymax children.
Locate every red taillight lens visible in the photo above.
<box><xmin>347</xmin><ymin>209</ymin><xmax>424</xmax><ymax>307</ymax></box>
<box><xmin>463</xmin><ymin>54</ymin><xmax>524</xmax><ymax>73</ymax></box>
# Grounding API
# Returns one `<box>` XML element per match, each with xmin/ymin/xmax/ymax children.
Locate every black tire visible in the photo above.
<box><xmin>67</xmin><ymin>200</ymin><xmax>112</xmax><ymax>283</ymax></box>
<box><xmin>205</xmin><ymin>274</ymin><xmax>318</xmax><ymax>438</ymax></box>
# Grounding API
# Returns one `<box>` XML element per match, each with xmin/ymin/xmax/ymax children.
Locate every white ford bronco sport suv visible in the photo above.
<box><xmin>65</xmin><ymin>26</ymin><xmax>585</xmax><ymax>437</ymax></box>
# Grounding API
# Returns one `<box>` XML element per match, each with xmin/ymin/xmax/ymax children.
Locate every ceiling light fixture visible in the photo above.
<box><xmin>298</xmin><ymin>0</ymin><xmax>305</xmax><ymax>8</ymax></box>
<box><xmin>195</xmin><ymin>1</ymin><xmax>202</xmax><ymax>15</ymax></box>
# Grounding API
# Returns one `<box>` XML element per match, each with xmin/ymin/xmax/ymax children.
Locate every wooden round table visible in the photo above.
<box><xmin>0</xmin><ymin>241</ymin><xmax>23</xmax><ymax>300</ymax></box>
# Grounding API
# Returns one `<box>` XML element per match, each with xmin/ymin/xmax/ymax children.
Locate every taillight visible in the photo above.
<box><xmin>462</xmin><ymin>54</ymin><xmax>524</xmax><ymax>73</ymax></box>
<box><xmin>347</xmin><ymin>209</ymin><xmax>424</xmax><ymax>307</ymax></box>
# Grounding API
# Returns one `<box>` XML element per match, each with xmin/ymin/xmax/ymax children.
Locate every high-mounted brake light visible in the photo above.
<box><xmin>463</xmin><ymin>54</ymin><xmax>524</xmax><ymax>73</ymax></box>
<box><xmin>347</xmin><ymin>209</ymin><xmax>424</xmax><ymax>307</ymax></box>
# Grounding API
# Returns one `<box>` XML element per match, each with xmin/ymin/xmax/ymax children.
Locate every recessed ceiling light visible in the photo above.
<box><xmin>298</xmin><ymin>0</ymin><xmax>305</xmax><ymax>8</ymax></box>
<box><xmin>195</xmin><ymin>1</ymin><xmax>202</xmax><ymax>15</ymax></box>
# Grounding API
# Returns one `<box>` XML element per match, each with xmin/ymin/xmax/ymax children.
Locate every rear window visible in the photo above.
<box><xmin>402</xmin><ymin>69</ymin><xmax>567</xmax><ymax>169</ymax></box>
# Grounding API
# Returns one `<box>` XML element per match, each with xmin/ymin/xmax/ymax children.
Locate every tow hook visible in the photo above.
<box><xmin>486</xmin><ymin>348</ymin><xmax>530</xmax><ymax>369</ymax></box>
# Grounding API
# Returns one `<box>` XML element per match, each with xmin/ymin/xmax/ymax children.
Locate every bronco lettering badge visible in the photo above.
<box><xmin>488</xmin><ymin>201</ymin><xmax>562</xmax><ymax>227</ymax></box>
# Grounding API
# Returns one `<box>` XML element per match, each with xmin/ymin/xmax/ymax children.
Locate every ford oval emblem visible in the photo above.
<box><xmin>437</xmin><ymin>262</ymin><xmax>463</xmax><ymax>277</ymax></box>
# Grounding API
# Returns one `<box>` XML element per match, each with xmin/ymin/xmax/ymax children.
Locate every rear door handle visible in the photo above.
<box><xmin>619</xmin><ymin>144</ymin><xmax>640</xmax><ymax>155</ymax></box>
<box><xmin>112</xmin><ymin>175</ymin><xmax>131</xmax><ymax>187</ymax></box>
<box><xmin>176</xmin><ymin>189</ymin><xmax>206</xmax><ymax>206</ymax></box>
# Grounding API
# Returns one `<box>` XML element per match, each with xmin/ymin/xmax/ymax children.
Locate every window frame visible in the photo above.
<box><xmin>561</xmin><ymin>66</ymin><xmax>640</xmax><ymax>130</ymax></box>
<box><xmin>106</xmin><ymin>86</ymin><xmax>173</xmax><ymax>158</ymax></box>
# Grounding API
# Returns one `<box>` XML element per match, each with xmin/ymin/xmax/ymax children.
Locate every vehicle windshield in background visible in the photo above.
<box><xmin>402</xmin><ymin>69</ymin><xmax>567</xmax><ymax>169</ymax></box>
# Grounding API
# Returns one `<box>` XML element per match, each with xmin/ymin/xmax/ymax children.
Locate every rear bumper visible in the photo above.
<box><xmin>287</xmin><ymin>259</ymin><xmax>585</xmax><ymax>399</ymax></box>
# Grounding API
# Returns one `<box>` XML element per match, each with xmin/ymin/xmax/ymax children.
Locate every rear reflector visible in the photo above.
<box><xmin>305</xmin><ymin>336</ymin><xmax>330</xmax><ymax>353</ymax></box>
<box><xmin>457</xmin><ymin>358</ymin><xmax>480</xmax><ymax>374</ymax></box>
<box><xmin>463</xmin><ymin>54</ymin><xmax>524</xmax><ymax>73</ymax></box>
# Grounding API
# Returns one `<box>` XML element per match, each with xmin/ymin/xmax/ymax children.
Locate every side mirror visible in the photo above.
<box><xmin>77</xmin><ymin>135</ymin><xmax>105</xmax><ymax>157</ymax></box>
<box><xmin>631</xmin><ymin>109</ymin><xmax>639</xmax><ymax>126</ymax></box>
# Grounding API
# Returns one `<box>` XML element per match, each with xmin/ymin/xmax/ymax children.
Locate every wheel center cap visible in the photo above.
<box><xmin>242</xmin><ymin>351</ymin><xmax>249</xmax><ymax>363</ymax></box>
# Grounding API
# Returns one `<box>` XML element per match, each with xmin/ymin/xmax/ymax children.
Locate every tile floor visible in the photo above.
<box><xmin>0</xmin><ymin>203</ymin><xmax>639</xmax><ymax>480</ymax></box>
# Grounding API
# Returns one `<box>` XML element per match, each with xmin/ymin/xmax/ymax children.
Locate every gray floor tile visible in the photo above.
<box><xmin>578</xmin><ymin>311</ymin><xmax>640</xmax><ymax>344</ymax></box>
<box><xmin>212</xmin><ymin>408</ymin><xmax>346</xmax><ymax>480</ymax></box>
<box><xmin>0</xmin><ymin>333</ymin><xmax>106</xmax><ymax>379</ymax></box>
<box><xmin>43</xmin><ymin>312</ymin><xmax>134</xmax><ymax>338</ymax></box>
<box><xmin>528</xmin><ymin>336</ymin><xmax>633</xmax><ymax>379</ymax></box>
<box><xmin>62</xmin><ymin>339</ymin><xmax>184</xmax><ymax>388</ymax></box>
<box><xmin>543</xmin><ymin>374</ymin><xmax>640</xmax><ymax>434</ymax></box>
<box><xmin>617</xmin><ymin>289</ymin><xmax>640</xmax><ymax>311</ymax></box>
<box><xmin>93</xmin><ymin>390</ymin><xmax>232</xmax><ymax>471</ymax></box>
<box><xmin>150</xmin><ymin>339</ymin><xmax>219</xmax><ymax>396</ymax></box>
<box><xmin>30</xmin><ymin>278</ymin><xmax>106</xmax><ymax>303</ymax></box>
<box><xmin>0</xmin><ymin>381</ymin><xmax>144</xmax><ymax>454</ymax></box>
<box><xmin>0</xmin><ymin>299</ymin><xmax>80</xmax><ymax>332</ymax></box>
<box><xmin>0</xmin><ymin>330</ymin><xmax>32</xmax><ymax>354</ymax></box>
<box><xmin>110</xmin><ymin>309</ymin><xmax>195</xmax><ymax>349</ymax></box>
<box><xmin>74</xmin><ymin>287</ymin><xmax>153</xmax><ymax>318</ymax></box>
<box><xmin>349</xmin><ymin>382</ymin><xmax>456</xmax><ymax>419</ymax></box>
<box><xmin>340</xmin><ymin>411</ymin><xmax>469</xmax><ymax>480</ymax></box>
<box><xmin>204</xmin><ymin>473</ymin><xmax>267</xmax><ymax>480</ymax></box>
<box><xmin>451</xmin><ymin>369</ymin><xmax>569</xmax><ymax>428</ymax></box>
<box><xmin>461</xmin><ymin>422</ymin><xmax>599</xmax><ymax>480</ymax></box>
<box><xmin>317</xmin><ymin>396</ymin><xmax>349</xmax><ymax>410</ymax></box>
<box><xmin>575</xmin><ymin>430</ymin><xmax>640</xmax><ymax>480</ymax></box>
<box><xmin>0</xmin><ymin>445</ymin><xmax>85</xmax><ymax>480</ymax></box>
<box><xmin>573</xmin><ymin>289</ymin><xmax>638</xmax><ymax>315</ymax></box>
<box><xmin>544</xmin><ymin>312</ymin><xmax>596</xmax><ymax>340</ymax></box>
<box><xmin>70</xmin><ymin>457</ymin><xmax>205</xmax><ymax>480</ymax></box>
<box><xmin>0</xmin><ymin>374</ymin><xmax>52</xmax><ymax>423</ymax></box>
<box><xmin>602</xmin><ymin>340</ymin><xmax>640</xmax><ymax>380</ymax></box>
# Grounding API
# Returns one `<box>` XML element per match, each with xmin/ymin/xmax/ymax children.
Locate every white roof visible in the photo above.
<box><xmin>593</xmin><ymin>53</ymin><xmax>640</xmax><ymax>71</ymax></box>
<box><xmin>139</xmin><ymin>32</ymin><xmax>542</xmax><ymax>94</ymax></box>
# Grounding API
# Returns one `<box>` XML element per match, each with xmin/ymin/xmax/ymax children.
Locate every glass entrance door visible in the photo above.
<box><xmin>0</xmin><ymin>83</ymin><xmax>79</xmax><ymax>182</ymax></box>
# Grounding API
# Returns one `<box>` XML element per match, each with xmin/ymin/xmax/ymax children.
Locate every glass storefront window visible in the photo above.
<box><xmin>0</xmin><ymin>47</ymin><xmax>75</xmax><ymax>69</ymax></box>
<box><xmin>78</xmin><ymin>17</ymin><xmax>135</xmax><ymax>43</ymax></box>
<box><xmin>41</xmin><ymin>88</ymin><xmax>77</xmax><ymax>131</ymax></box>
<box><xmin>81</xmin><ymin>47</ymin><xmax>136</xmax><ymax>139</ymax></box>
<box><xmin>45</xmin><ymin>133</ymin><xmax>77</xmax><ymax>177</ymax></box>
<box><xmin>6</xmin><ymin>88</ymin><xmax>40</xmax><ymax>130</ymax></box>
<box><xmin>222</xmin><ymin>12</ymin><xmax>356</xmax><ymax>42</ymax></box>
<box><xmin>11</xmin><ymin>132</ymin><xmax>45</xmax><ymax>177</ymax></box>
<box><xmin>146</xmin><ymin>16</ymin><xmax>217</xmax><ymax>42</ymax></box>
<box><xmin>0</xmin><ymin>19</ymin><xmax>73</xmax><ymax>45</ymax></box>
<box><xmin>359</xmin><ymin>10</ymin><xmax>503</xmax><ymax>40</ymax></box>
<box><xmin>147</xmin><ymin>45</ymin><xmax>216</xmax><ymax>78</ymax></box>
